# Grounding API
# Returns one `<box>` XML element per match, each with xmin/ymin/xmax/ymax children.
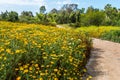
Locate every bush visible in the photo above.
<box><xmin>69</xmin><ymin>22</ymin><xmax>81</xmax><ymax>28</ymax></box>
<box><xmin>43</xmin><ymin>22</ymin><xmax>57</xmax><ymax>26</ymax></box>
<box><xmin>101</xmin><ymin>30</ymin><xmax>120</xmax><ymax>43</ymax></box>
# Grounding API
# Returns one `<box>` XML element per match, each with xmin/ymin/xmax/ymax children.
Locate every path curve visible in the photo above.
<box><xmin>86</xmin><ymin>38</ymin><xmax>120</xmax><ymax>80</ymax></box>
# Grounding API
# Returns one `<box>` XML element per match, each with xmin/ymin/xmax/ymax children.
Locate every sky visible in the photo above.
<box><xmin>0</xmin><ymin>0</ymin><xmax>120</xmax><ymax>15</ymax></box>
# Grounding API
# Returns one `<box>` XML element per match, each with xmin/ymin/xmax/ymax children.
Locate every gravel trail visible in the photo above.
<box><xmin>87</xmin><ymin>38</ymin><xmax>120</xmax><ymax>80</ymax></box>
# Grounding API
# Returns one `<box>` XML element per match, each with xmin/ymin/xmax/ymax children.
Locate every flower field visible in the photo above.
<box><xmin>0</xmin><ymin>21</ymin><xmax>92</xmax><ymax>80</ymax></box>
<box><xmin>76</xmin><ymin>26</ymin><xmax>120</xmax><ymax>38</ymax></box>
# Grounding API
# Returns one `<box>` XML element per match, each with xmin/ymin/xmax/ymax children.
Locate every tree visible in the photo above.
<box><xmin>69</xmin><ymin>11</ymin><xmax>76</xmax><ymax>23</ymax></box>
<box><xmin>0</xmin><ymin>11</ymin><xmax>9</xmax><ymax>21</ymax></box>
<box><xmin>81</xmin><ymin>9</ymin><xmax>105</xmax><ymax>26</ymax></box>
<box><xmin>56</xmin><ymin>4</ymin><xmax>79</xmax><ymax>24</ymax></box>
<box><xmin>61</xmin><ymin>4</ymin><xmax>78</xmax><ymax>13</ymax></box>
<box><xmin>35</xmin><ymin>6</ymin><xmax>47</xmax><ymax>23</ymax></box>
<box><xmin>69</xmin><ymin>10</ymin><xmax>81</xmax><ymax>27</ymax></box>
<box><xmin>104</xmin><ymin>4</ymin><xmax>118</xmax><ymax>25</ymax></box>
<box><xmin>19</xmin><ymin>11</ymin><xmax>35</xmax><ymax>23</ymax></box>
<box><xmin>21</xmin><ymin>11</ymin><xmax>33</xmax><ymax>17</ymax></box>
<box><xmin>40</xmin><ymin>6</ymin><xmax>46</xmax><ymax>13</ymax></box>
<box><xmin>86</xmin><ymin>6</ymin><xmax>94</xmax><ymax>13</ymax></box>
<box><xmin>50</xmin><ymin>8</ymin><xmax>58</xmax><ymax>13</ymax></box>
<box><xmin>91</xmin><ymin>11</ymin><xmax>105</xmax><ymax>26</ymax></box>
<box><xmin>79</xmin><ymin>8</ymin><xmax>85</xmax><ymax>13</ymax></box>
<box><xmin>8</xmin><ymin>11</ymin><xmax>18</xmax><ymax>22</ymax></box>
<box><xmin>36</xmin><ymin>12</ymin><xmax>45</xmax><ymax>22</ymax></box>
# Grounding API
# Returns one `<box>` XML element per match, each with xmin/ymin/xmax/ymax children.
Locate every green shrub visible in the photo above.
<box><xmin>101</xmin><ymin>30</ymin><xmax>120</xmax><ymax>43</ymax></box>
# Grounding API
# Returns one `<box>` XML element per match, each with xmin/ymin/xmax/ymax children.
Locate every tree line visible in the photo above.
<box><xmin>0</xmin><ymin>4</ymin><xmax>120</xmax><ymax>27</ymax></box>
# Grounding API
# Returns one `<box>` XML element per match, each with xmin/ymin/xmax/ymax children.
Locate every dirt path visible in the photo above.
<box><xmin>86</xmin><ymin>38</ymin><xmax>120</xmax><ymax>80</ymax></box>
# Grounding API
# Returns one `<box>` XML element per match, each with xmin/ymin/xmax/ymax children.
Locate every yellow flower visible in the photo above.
<box><xmin>1</xmin><ymin>53</ymin><xmax>5</xmax><ymax>56</ymax></box>
<box><xmin>50</xmin><ymin>54</ymin><xmax>57</xmax><ymax>57</ymax></box>
<box><xmin>2</xmin><ymin>64</ymin><xmax>4</xmax><ymax>67</ymax></box>
<box><xmin>83</xmin><ymin>69</ymin><xmax>87</xmax><ymax>72</ymax></box>
<box><xmin>35</xmin><ymin>64</ymin><xmax>39</xmax><ymax>67</ymax></box>
<box><xmin>54</xmin><ymin>69</ymin><xmax>58</xmax><ymax>72</ymax></box>
<box><xmin>40</xmin><ymin>73</ymin><xmax>45</xmax><ymax>76</ymax></box>
<box><xmin>15</xmin><ymin>50</ymin><xmax>21</xmax><ymax>53</ymax></box>
<box><xmin>43</xmin><ymin>57</ymin><xmax>47</xmax><ymax>59</ymax></box>
<box><xmin>69</xmin><ymin>58</ymin><xmax>73</xmax><ymax>62</ymax></box>
<box><xmin>15</xmin><ymin>68</ymin><xmax>19</xmax><ymax>71</ymax></box>
<box><xmin>36</xmin><ymin>67</ymin><xmax>40</xmax><ymax>70</ymax></box>
<box><xmin>29</xmin><ymin>67</ymin><xmax>32</xmax><ymax>71</ymax></box>
<box><xmin>20</xmin><ymin>67</ymin><xmax>24</xmax><ymax>71</ymax></box>
<box><xmin>50</xmin><ymin>61</ymin><xmax>54</xmax><ymax>64</ymax></box>
<box><xmin>5</xmin><ymin>42</ymin><xmax>10</xmax><ymax>45</ymax></box>
<box><xmin>32</xmin><ymin>76</ymin><xmax>36</xmax><ymax>79</ymax></box>
<box><xmin>6</xmin><ymin>49</ymin><xmax>11</xmax><ymax>53</ymax></box>
<box><xmin>16</xmin><ymin>76</ymin><xmax>21</xmax><ymax>80</ymax></box>
<box><xmin>64</xmin><ymin>70</ymin><xmax>67</xmax><ymax>72</ymax></box>
<box><xmin>0</xmin><ymin>56</ymin><xmax>2</xmax><ymax>59</ymax></box>
<box><xmin>41</xmin><ymin>65</ymin><xmax>44</xmax><ymax>67</ymax></box>
<box><xmin>68</xmin><ymin>77</ymin><xmax>74</xmax><ymax>80</ymax></box>
<box><xmin>46</xmin><ymin>65</ymin><xmax>50</xmax><ymax>68</ymax></box>
<box><xmin>36</xmin><ymin>71</ymin><xmax>39</xmax><ymax>74</ymax></box>
<box><xmin>54</xmin><ymin>78</ymin><xmax>58</xmax><ymax>80</ymax></box>
<box><xmin>24</xmin><ymin>40</ymin><xmax>28</xmax><ymax>45</ymax></box>
<box><xmin>4</xmin><ymin>57</ymin><xmax>7</xmax><ymax>60</ymax></box>
<box><xmin>23</xmin><ymin>69</ymin><xmax>28</xmax><ymax>73</ymax></box>
<box><xmin>86</xmin><ymin>76</ymin><xmax>92</xmax><ymax>80</ymax></box>
<box><xmin>89</xmin><ymin>76</ymin><xmax>92</xmax><ymax>78</ymax></box>
<box><xmin>18</xmin><ymin>63</ymin><xmax>22</xmax><ymax>66</ymax></box>
<box><xmin>0</xmin><ymin>48</ymin><xmax>4</xmax><ymax>52</ymax></box>
<box><xmin>39</xmin><ymin>78</ymin><xmax>43</xmax><ymax>80</ymax></box>
<box><xmin>23</xmin><ymin>65</ymin><xmax>28</xmax><ymax>68</ymax></box>
<box><xmin>57</xmin><ymin>72</ymin><xmax>61</xmax><ymax>76</ymax></box>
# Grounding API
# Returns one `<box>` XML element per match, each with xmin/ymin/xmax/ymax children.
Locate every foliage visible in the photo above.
<box><xmin>8</xmin><ymin>11</ymin><xmax>19</xmax><ymax>22</ymax></box>
<box><xmin>19</xmin><ymin>11</ymin><xmax>35</xmax><ymax>23</ymax></box>
<box><xmin>1</xmin><ymin>4</ymin><xmax>120</xmax><ymax>27</ymax></box>
<box><xmin>61</xmin><ymin>4</ymin><xmax>78</xmax><ymax>13</ymax></box>
<box><xmin>104</xmin><ymin>4</ymin><xmax>118</xmax><ymax>26</ymax></box>
<box><xmin>0</xmin><ymin>11</ymin><xmax>9</xmax><ymax>21</ymax></box>
<box><xmin>76</xmin><ymin>26</ymin><xmax>120</xmax><ymax>38</ymax></box>
<box><xmin>40</xmin><ymin>6</ymin><xmax>46</xmax><ymax>13</ymax></box>
<box><xmin>0</xmin><ymin>21</ymin><xmax>92</xmax><ymax>80</ymax></box>
<box><xmin>101</xmin><ymin>30</ymin><xmax>120</xmax><ymax>43</ymax></box>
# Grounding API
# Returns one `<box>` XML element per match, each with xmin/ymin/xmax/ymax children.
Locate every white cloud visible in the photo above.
<box><xmin>57</xmin><ymin>0</ymin><xmax>72</xmax><ymax>5</ymax></box>
<box><xmin>63</xmin><ymin>0</ymin><xmax>72</xmax><ymax>4</ymax></box>
<box><xmin>0</xmin><ymin>0</ymin><xmax>45</xmax><ymax>5</ymax></box>
<box><xmin>56</xmin><ymin>0</ymin><xmax>73</xmax><ymax>9</ymax></box>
